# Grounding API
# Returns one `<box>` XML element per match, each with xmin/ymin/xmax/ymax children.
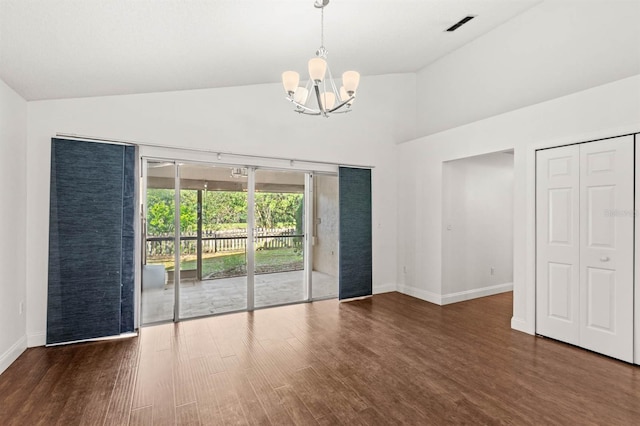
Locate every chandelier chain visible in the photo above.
<box><xmin>321</xmin><ymin>6</ymin><xmax>324</xmax><ymax>47</ymax></box>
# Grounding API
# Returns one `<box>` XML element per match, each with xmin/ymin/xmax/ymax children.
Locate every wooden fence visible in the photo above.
<box><xmin>146</xmin><ymin>227</ymin><xmax>302</xmax><ymax>256</ymax></box>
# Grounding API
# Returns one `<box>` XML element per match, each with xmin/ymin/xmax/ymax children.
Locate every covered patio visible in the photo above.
<box><xmin>141</xmin><ymin>270</ymin><xmax>337</xmax><ymax>324</ymax></box>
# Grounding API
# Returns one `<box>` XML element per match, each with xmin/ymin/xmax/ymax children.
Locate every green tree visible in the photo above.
<box><xmin>147</xmin><ymin>189</ymin><xmax>175</xmax><ymax>235</ymax></box>
<box><xmin>180</xmin><ymin>190</ymin><xmax>198</xmax><ymax>233</ymax></box>
<box><xmin>295</xmin><ymin>196</ymin><xmax>304</xmax><ymax>234</ymax></box>
<box><xmin>146</xmin><ymin>188</ymin><xmax>303</xmax><ymax>234</ymax></box>
<box><xmin>203</xmin><ymin>191</ymin><xmax>247</xmax><ymax>229</ymax></box>
<box><xmin>254</xmin><ymin>192</ymin><xmax>302</xmax><ymax>228</ymax></box>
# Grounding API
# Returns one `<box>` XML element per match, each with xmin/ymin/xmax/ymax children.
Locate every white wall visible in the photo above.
<box><xmin>25</xmin><ymin>73</ymin><xmax>415</xmax><ymax>346</ymax></box>
<box><xmin>397</xmin><ymin>74</ymin><xmax>640</xmax><ymax>333</ymax></box>
<box><xmin>0</xmin><ymin>78</ymin><xmax>27</xmax><ymax>374</ymax></box>
<box><xmin>441</xmin><ymin>152</ymin><xmax>513</xmax><ymax>304</ymax></box>
<box><xmin>416</xmin><ymin>0</ymin><xmax>640</xmax><ymax>137</ymax></box>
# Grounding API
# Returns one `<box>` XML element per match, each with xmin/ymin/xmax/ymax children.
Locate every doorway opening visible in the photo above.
<box><xmin>140</xmin><ymin>159</ymin><xmax>339</xmax><ymax>325</ymax></box>
<box><xmin>441</xmin><ymin>150</ymin><xmax>515</xmax><ymax>305</ymax></box>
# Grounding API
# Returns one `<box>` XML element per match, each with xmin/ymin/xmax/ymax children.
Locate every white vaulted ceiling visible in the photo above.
<box><xmin>0</xmin><ymin>0</ymin><xmax>540</xmax><ymax>100</ymax></box>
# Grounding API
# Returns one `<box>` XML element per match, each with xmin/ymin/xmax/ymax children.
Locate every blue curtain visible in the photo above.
<box><xmin>338</xmin><ymin>167</ymin><xmax>372</xmax><ymax>299</ymax></box>
<box><xmin>47</xmin><ymin>138</ymin><xmax>136</xmax><ymax>344</ymax></box>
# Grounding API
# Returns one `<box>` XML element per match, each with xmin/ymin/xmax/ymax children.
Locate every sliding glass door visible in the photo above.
<box><xmin>141</xmin><ymin>159</ymin><xmax>338</xmax><ymax>324</ymax></box>
<box><xmin>141</xmin><ymin>161</ymin><xmax>176</xmax><ymax>324</ymax></box>
<box><xmin>254</xmin><ymin>169</ymin><xmax>308</xmax><ymax>308</ymax></box>
<box><xmin>178</xmin><ymin>163</ymin><xmax>248</xmax><ymax>319</ymax></box>
<box><xmin>311</xmin><ymin>173</ymin><xmax>339</xmax><ymax>299</ymax></box>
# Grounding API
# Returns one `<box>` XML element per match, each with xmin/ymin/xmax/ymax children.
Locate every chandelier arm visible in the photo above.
<box><xmin>326</xmin><ymin>66</ymin><xmax>340</xmax><ymax>96</ymax></box>
<box><xmin>287</xmin><ymin>97</ymin><xmax>321</xmax><ymax>114</ymax></box>
<box><xmin>314</xmin><ymin>84</ymin><xmax>325</xmax><ymax>114</ymax></box>
<box><xmin>323</xmin><ymin>77</ymin><xmax>331</xmax><ymax>112</ymax></box>
<box><xmin>327</xmin><ymin>95</ymin><xmax>355</xmax><ymax>113</ymax></box>
<box><xmin>304</xmin><ymin>79</ymin><xmax>313</xmax><ymax>105</ymax></box>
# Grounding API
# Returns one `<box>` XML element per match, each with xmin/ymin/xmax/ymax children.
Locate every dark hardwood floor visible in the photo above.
<box><xmin>1</xmin><ymin>291</ymin><xmax>639</xmax><ymax>425</ymax></box>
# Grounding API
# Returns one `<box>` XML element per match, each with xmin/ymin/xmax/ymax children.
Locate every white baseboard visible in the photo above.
<box><xmin>511</xmin><ymin>317</ymin><xmax>535</xmax><ymax>335</ymax></box>
<box><xmin>27</xmin><ymin>331</ymin><xmax>46</xmax><ymax>347</ymax></box>
<box><xmin>0</xmin><ymin>335</ymin><xmax>27</xmax><ymax>375</ymax></box>
<box><xmin>441</xmin><ymin>282</ymin><xmax>513</xmax><ymax>305</ymax></box>
<box><xmin>373</xmin><ymin>283</ymin><xmax>396</xmax><ymax>294</ymax></box>
<box><xmin>396</xmin><ymin>284</ymin><xmax>442</xmax><ymax>305</ymax></box>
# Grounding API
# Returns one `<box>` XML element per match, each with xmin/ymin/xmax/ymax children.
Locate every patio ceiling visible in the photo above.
<box><xmin>147</xmin><ymin>162</ymin><xmax>306</xmax><ymax>192</ymax></box>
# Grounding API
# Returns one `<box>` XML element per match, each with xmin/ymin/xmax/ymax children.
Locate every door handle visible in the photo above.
<box><xmin>600</xmin><ymin>256</ymin><xmax>610</xmax><ymax>262</ymax></box>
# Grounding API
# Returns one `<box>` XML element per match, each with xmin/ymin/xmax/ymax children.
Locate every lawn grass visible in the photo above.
<box><xmin>150</xmin><ymin>247</ymin><xmax>303</xmax><ymax>279</ymax></box>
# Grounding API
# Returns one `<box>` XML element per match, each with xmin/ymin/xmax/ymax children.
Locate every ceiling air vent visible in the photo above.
<box><xmin>446</xmin><ymin>15</ymin><xmax>476</xmax><ymax>32</ymax></box>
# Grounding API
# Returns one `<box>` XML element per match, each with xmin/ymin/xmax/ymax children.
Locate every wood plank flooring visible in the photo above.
<box><xmin>1</xmin><ymin>292</ymin><xmax>639</xmax><ymax>425</ymax></box>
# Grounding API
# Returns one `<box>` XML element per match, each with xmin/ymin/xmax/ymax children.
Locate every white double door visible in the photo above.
<box><xmin>536</xmin><ymin>135</ymin><xmax>634</xmax><ymax>362</ymax></box>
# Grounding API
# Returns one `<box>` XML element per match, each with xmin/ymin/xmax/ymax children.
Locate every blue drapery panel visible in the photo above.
<box><xmin>338</xmin><ymin>167</ymin><xmax>372</xmax><ymax>300</ymax></box>
<box><xmin>47</xmin><ymin>138</ymin><xmax>135</xmax><ymax>344</ymax></box>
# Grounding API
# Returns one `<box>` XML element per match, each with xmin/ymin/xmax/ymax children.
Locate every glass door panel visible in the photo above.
<box><xmin>178</xmin><ymin>163</ymin><xmax>248</xmax><ymax>318</ymax></box>
<box><xmin>254</xmin><ymin>170</ymin><xmax>306</xmax><ymax>308</ymax></box>
<box><xmin>142</xmin><ymin>161</ymin><xmax>176</xmax><ymax>324</ymax></box>
<box><xmin>312</xmin><ymin>173</ymin><xmax>339</xmax><ymax>299</ymax></box>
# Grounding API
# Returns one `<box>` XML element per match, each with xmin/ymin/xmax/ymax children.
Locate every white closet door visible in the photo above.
<box><xmin>536</xmin><ymin>145</ymin><xmax>580</xmax><ymax>345</ymax></box>
<box><xmin>579</xmin><ymin>136</ymin><xmax>634</xmax><ymax>362</ymax></box>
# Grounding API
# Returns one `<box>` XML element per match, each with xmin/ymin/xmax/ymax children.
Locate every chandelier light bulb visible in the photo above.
<box><xmin>342</xmin><ymin>71</ymin><xmax>360</xmax><ymax>95</ymax></box>
<box><xmin>308</xmin><ymin>58</ymin><xmax>327</xmax><ymax>83</ymax></box>
<box><xmin>320</xmin><ymin>92</ymin><xmax>336</xmax><ymax>110</ymax></box>
<box><xmin>340</xmin><ymin>86</ymin><xmax>354</xmax><ymax>106</ymax></box>
<box><xmin>282</xmin><ymin>71</ymin><xmax>300</xmax><ymax>95</ymax></box>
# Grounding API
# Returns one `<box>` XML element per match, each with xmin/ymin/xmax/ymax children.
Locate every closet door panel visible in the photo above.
<box><xmin>536</xmin><ymin>145</ymin><xmax>580</xmax><ymax>345</ymax></box>
<box><xmin>579</xmin><ymin>136</ymin><xmax>634</xmax><ymax>363</ymax></box>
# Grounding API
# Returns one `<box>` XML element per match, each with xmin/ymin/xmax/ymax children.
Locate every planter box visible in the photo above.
<box><xmin>142</xmin><ymin>264</ymin><xmax>166</xmax><ymax>291</ymax></box>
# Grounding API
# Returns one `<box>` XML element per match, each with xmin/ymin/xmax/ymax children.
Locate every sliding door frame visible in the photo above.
<box><xmin>247</xmin><ymin>167</ymin><xmax>256</xmax><ymax>310</ymax></box>
<box><xmin>304</xmin><ymin>173</ymin><xmax>314</xmax><ymax>302</ymax></box>
<box><xmin>137</xmin><ymin>159</ymin><xmax>148</xmax><ymax>329</ymax></box>
<box><xmin>173</xmin><ymin>162</ymin><xmax>181</xmax><ymax>320</ymax></box>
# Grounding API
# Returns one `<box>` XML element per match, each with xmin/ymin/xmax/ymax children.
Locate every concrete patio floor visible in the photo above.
<box><xmin>141</xmin><ymin>270</ymin><xmax>337</xmax><ymax>324</ymax></box>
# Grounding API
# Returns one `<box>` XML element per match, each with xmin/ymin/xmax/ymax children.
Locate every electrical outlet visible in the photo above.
<box><xmin>19</xmin><ymin>301</ymin><xmax>23</xmax><ymax>315</ymax></box>
<box><xmin>403</xmin><ymin>266</ymin><xmax>407</xmax><ymax>273</ymax></box>
<box><xmin>490</xmin><ymin>267</ymin><xmax>495</xmax><ymax>276</ymax></box>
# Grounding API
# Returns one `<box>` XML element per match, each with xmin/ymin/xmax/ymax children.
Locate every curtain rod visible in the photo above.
<box><xmin>55</xmin><ymin>132</ymin><xmax>375</xmax><ymax>169</ymax></box>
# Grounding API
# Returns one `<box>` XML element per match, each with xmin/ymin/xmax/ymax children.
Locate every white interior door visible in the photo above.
<box><xmin>536</xmin><ymin>145</ymin><xmax>581</xmax><ymax>345</ymax></box>
<box><xmin>579</xmin><ymin>136</ymin><xmax>634</xmax><ymax>362</ymax></box>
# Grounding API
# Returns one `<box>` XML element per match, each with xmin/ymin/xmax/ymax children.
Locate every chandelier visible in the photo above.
<box><xmin>281</xmin><ymin>0</ymin><xmax>360</xmax><ymax>117</ymax></box>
